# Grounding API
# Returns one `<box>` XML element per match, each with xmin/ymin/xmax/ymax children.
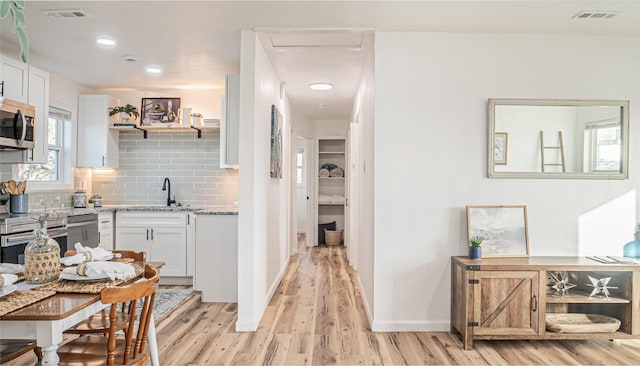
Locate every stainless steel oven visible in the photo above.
<box><xmin>0</xmin><ymin>98</ymin><xmax>36</xmax><ymax>150</ymax></box>
<box><xmin>67</xmin><ymin>213</ymin><xmax>98</xmax><ymax>248</ymax></box>
<box><xmin>0</xmin><ymin>213</ymin><xmax>67</xmax><ymax>264</ymax></box>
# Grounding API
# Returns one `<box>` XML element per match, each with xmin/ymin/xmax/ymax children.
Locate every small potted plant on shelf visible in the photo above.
<box><xmin>109</xmin><ymin>104</ymin><xmax>140</xmax><ymax>125</ymax></box>
<box><xmin>469</xmin><ymin>236</ymin><xmax>484</xmax><ymax>260</ymax></box>
<box><xmin>191</xmin><ymin>112</ymin><xmax>203</xmax><ymax>126</ymax></box>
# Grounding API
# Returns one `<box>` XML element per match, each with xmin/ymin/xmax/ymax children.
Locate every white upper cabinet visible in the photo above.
<box><xmin>77</xmin><ymin>95</ymin><xmax>119</xmax><ymax>168</ymax></box>
<box><xmin>0</xmin><ymin>56</ymin><xmax>49</xmax><ymax>164</ymax></box>
<box><xmin>27</xmin><ymin>65</ymin><xmax>50</xmax><ymax>164</ymax></box>
<box><xmin>1</xmin><ymin>56</ymin><xmax>28</xmax><ymax>103</ymax></box>
<box><xmin>220</xmin><ymin>74</ymin><xmax>239</xmax><ymax>168</ymax></box>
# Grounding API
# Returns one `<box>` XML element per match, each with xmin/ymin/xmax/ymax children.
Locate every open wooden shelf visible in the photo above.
<box><xmin>546</xmin><ymin>292</ymin><xmax>630</xmax><ymax>304</ymax></box>
<box><xmin>108</xmin><ymin>124</ymin><xmax>219</xmax><ymax>138</ymax></box>
<box><xmin>319</xmin><ymin>151</ymin><xmax>345</xmax><ymax>154</ymax></box>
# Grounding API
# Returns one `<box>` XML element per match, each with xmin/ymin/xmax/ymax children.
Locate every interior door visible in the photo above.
<box><xmin>347</xmin><ymin>121</ymin><xmax>359</xmax><ymax>268</ymax></box>
<box><xmin>472</xmin><ymin>270</ymin><xmax>540</xmax><ymax>336</ymax></box>
<box><xmin>306</xmin><ymin>138</ymin><xmax>317</xmax><ymax>247</ymax></box>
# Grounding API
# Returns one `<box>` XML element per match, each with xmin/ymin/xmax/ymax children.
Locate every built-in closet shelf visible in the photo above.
<box><xmin>319</xmin><ymin>203</ymin><xmax>345</xmax><ymax>206</ymax></box>
<box><xmin>318</xmin><ymin>177</ymin><xmax>345</xmax><ymax>180</ymax></box>
<box><xmin>319</xmin><ymin>151</ymin><xmax>345</xmax><ymax>154</ymax></box>
<box><xmin>109</xmin><ymin>125</ymin><xmax>219</xmax><ymax>139</ymax></box>
<box><xmin>546</xmin><ymin>293</ymin><xmax>630</xmax><ymax>304</ymax></box>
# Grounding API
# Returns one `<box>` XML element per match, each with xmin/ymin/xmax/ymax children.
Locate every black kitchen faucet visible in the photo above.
<box><xmin>162</xmin><ymin>177</ymin><xmax>176</xmax><ymax>206</ymax></box>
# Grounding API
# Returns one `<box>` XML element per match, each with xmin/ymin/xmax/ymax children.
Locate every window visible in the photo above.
<box><xmin>584</xmin><ymin>120</ymin><xmax>621</xmax><ymax>172</ymax></box>
<box><xmin>15</xmin><ymin>107</ymin><xmax>72</xmax><ymax>189</ymax></box>
<box><xmin>296</xmin><ymin>148</ymin><xmax>305</xmax><ymax>186</ymax></box>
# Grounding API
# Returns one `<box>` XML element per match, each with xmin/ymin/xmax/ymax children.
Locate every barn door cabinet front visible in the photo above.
<box><xmin>471</xmin><ymin>270</ymin><xmax>540</xmax><ymax>337</ymax></box>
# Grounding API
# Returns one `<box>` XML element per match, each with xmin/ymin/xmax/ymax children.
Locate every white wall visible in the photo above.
<box><xmin>373</xmin><ymin>32</ymin><xmax>640</xmax><ymax>331</ymax></box>
<box><xmin>93</xmin><ymin>88</ymin><xmax>224</xmax><ymax>123</ymax></box>
<box><xmin>351</xmin><ymin>44</ymin><xmax>376</xmax><ymax>326</ymax></box>
<box><xmin>237</xmin><ymin>31</ymin><xmax>291</xmax><ymax>331</ymax></box>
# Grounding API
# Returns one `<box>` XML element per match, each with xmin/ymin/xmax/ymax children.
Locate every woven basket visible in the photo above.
<box><xmin>324</xmin><ymin>229</ymin><xmax>343</xmax><ymax>245</ymax></box>
<box><xmin>25</xmin><ymin>249</ymin><xmax>60</xmax><ymax>284</ymax></box>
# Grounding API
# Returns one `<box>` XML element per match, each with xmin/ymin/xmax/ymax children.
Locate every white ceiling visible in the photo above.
<box><xmin>2</xmin><ymin>1</ymin><xmax>640</xmax><ymax>120</ymax></box>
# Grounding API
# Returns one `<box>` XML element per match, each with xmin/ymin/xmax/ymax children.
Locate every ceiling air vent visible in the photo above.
<box><xmin>572</xmin><ymin>11</ymin><xmax>621</xmax><ymax>20</ymax></box>
<box><xmin>41</xmin><ymin>9</ymin><xmax>91</xmax><ymax>18</ymax></box>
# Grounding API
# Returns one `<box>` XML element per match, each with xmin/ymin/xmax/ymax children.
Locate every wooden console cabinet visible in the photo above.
<box><xmin>451</xmin><ymin>256</ymin><xmax>640</xmax><ymax>349</ymax></box>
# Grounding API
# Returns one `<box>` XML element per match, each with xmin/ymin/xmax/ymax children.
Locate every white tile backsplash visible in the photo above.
<box><xmin>92</xmin><ymin>130</ymin><xmax>238</xmax><ymax>207</ymax></box>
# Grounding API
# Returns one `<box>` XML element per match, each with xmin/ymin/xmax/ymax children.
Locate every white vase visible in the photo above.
<box><xmin>181</xmin><ymin>108</ymin><xmax>192</xmax><ymax>126</ymax></box>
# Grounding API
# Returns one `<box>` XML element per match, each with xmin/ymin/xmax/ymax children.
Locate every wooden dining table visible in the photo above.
<box><xmin>0</xmin><ymin>261</ymin><xmax>164</xmax><ymax>366</ymax></box>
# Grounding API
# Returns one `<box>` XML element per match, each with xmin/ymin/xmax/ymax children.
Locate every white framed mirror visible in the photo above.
<box><xmin>488</xmin><ymin>99</ymin><xmax>629</xmax><ymax>179</ymax></box>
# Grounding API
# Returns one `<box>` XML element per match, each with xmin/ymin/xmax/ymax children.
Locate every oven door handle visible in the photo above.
<box><xmin>67</xmin><ymin>220</ymin><xmax>98</xmax><ymax>228</ymax></box>
<box><xmin>16</xmin><ymin>109</ymin><xmax>27</xmax><ymax>147</ymax></box>
<box><xmin>1</xmin><ymin>227</ymin><xmax>67</xmax><ymax>247</ymax></box>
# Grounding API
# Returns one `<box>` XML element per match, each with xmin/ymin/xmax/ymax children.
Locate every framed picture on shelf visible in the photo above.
<box><xmin>466</xmin><ymin>205</ymin><xmax>529</xmax><ymax>258</ymax></box>
<box><xmin>140</xmin><ymin>97</ymin><xmax>180</xmax><ymax>126</ymax></box>
<box><xmin>494</xmin><ymin>132</ymin><xmax>508</xmax><ymax>165</ymax></box>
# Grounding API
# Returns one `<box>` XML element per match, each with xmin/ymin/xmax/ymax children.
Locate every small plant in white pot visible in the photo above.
<box><xmin>109</xmin><ymin>104</ymin><xmax>140</xmax><ymax>123</ymax></box>
<box><xmin>469</xmin><ymin>236</ymin><xmax>484</xmax><ymax>260</ymax></box>
<box><xmin>191</xmin><ymin>112</ymin><xmax>203</xmax><ymax>126</ymax></box>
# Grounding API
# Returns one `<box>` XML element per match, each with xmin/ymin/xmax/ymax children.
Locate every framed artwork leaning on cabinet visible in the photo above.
<box><xmin>466</xmin><ymin>205</ymin><xmax>529</xmax><ymax>257</ymax></box>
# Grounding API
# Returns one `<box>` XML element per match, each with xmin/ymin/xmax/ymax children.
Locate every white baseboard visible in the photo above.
<box><xmin>356</xmin><ymin>274</ymin><xmax>373</xmax><ymax>328</ymax></box>
<box><xmin>371</xmin><ymin>320</ymin><xmax>450</xmax><ymax>332</ymax></box>
<box><xmin>235</xmin><ymin>321</ymin><xmax>258</xmax><ymax>332</ymax></box>
<box><xmin>159</xmin><ymin>276</ymin><xmax>193</xmax><ymax>286</ymax></box>
<box><xmin>235</xmin><ymin>260</ymin><xmax>289</xmax><ymax>332</ymax></box>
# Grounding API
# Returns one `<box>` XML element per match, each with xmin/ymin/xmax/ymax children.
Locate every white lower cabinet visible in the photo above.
<box><xmin>195</xmin><ymin>214</ymin><xmax>238</xmax><ymax>302</ymax></box>
<box><xmin>115</xmin><ymin>212</ymin><xmax>188</xmax><ymax>277</ymax></box>
<box><xmin>98</xmin><ymin>212</ymin><xmax>114</xmax><ymax>250</ymax></box>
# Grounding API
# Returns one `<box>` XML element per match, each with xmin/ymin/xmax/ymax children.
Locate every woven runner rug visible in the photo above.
<box><xmin>151</xmin><ymin>288</ymin><xmax>193</xmax><ymax>320</ymax></box>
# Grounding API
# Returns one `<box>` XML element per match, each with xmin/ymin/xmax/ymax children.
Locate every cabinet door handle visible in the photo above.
<box><xmin>151</xmin><ymin>229</ymin><xmax>154</xmax><ymax>240</ymax></box>
<box><xmin>102</xmin><ymin>156</ymin><xmax>106</xmax><ymax>166</ymax></box>
<box><xmin>146</xmin><ymin>228</ymin><xmax>149</xmax><ymax>241</ymax></box>
<box><xmin>532</xmin><ymin>295</ymin><xmax>538</xmax><ymax>312</ymax></box>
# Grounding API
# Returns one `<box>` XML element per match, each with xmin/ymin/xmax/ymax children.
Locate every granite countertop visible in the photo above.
<box><xmin>63</xmin><ymin>205</ymin><xmax>237</xmax><ymax>216</ymax></box>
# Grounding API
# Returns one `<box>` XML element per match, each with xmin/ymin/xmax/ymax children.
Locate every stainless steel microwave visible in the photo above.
<box><xmin>0</xmin><ymin>97</ymin><xmax>36</xmax><ymax>150</ymax></box>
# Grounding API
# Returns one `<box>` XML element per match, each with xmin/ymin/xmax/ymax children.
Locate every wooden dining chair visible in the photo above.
<box><xmin>0</xmin><ymin>339</ymin><xmax>42</xmax><ymax>364</ymax></box>
<box><xmin>56</xmin><ymin>264</ymin><xmax>159</xmax><ymax>366</ymax></box>
<box><xmin>63</xmin><ymin>250</ymin><xmax>147</xmax><ymax>337</ymax></box>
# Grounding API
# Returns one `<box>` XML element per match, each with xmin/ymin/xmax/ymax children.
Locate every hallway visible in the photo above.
<box><xmin>151</xmin><ymin>245</ymin><xmax>640</xmax><ymax>365</ymax></box>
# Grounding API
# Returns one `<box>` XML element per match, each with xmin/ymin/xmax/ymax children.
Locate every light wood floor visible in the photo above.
<box><xmin>8</xmin><ymin>241</ymin><xmax>640</xmax><ymax>365</ymax></box>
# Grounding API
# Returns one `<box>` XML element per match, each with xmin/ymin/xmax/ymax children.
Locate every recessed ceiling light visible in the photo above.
<box><xmin>145</xmin><ymin>66</ymin><xmax>162</xmax><ymax>74</ymax></box>
<box><xmin>309</xmin><ymin>82</ymin><xmax>333</xmax><ymax>91</ymax></box>
<box><xmin>96</xmin><ymin>37</ymin><xmax>116</xmax><ymax>47</ymax></box>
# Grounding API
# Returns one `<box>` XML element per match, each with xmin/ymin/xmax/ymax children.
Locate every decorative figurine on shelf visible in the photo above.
<box><xmin>623</xmin><ymin>223</ymin><xmax>640</xmax><ymax>258</ymax></box>
<box><xmin>548</xmin><ymin>271</ymin><xmax>576</xmax><ymax>299</ymax></box>
<box><xmin>24</xmin><ymin>197</ymin><xmax>62</xmax><ymax>284</ymax></box>
<box><xmin>587</xmin><ymin>275</ymin><xmax>618</xmax><ymax>299</ymax></box>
